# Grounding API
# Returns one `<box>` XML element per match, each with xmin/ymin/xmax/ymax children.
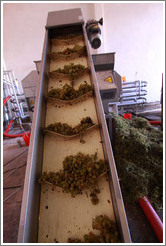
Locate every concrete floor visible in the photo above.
<box><xmin>3</xmin><ymin>137</ymin><xmax>28</xmax><ymax>243</ymax></box>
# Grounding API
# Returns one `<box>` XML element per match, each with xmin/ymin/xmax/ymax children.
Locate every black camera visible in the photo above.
<box><xmin>85</xmin><ymin>18</ymin><xmax>103</xmax><ymax>49</ymax></box>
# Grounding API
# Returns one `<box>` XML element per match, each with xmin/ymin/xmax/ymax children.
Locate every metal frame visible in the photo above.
<box><xmin>3</xmin><ymin>70</ymin><xmax>30</xmax><ymax>126</ymax></box>
<box><xmin>120</xmin><ymin>80</ymin><xmax>147</xmax><ymax>103</ymax></box>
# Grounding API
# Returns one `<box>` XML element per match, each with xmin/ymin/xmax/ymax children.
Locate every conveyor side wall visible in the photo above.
<box><xmin>18</xmin><ymin>30</ymin><xmax>50</xmax><ymax>243</ymax></box>
<box><xmin>82</xmin><ymin>26</ymin><xmax>131</xmax><ymax>243</ymax></box>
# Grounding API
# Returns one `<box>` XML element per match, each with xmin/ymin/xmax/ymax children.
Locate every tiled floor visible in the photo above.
<box><xmin>125</xmin><ymin>203</ymin><xmax>162</xmax><ymax>243</ymax></box>
<box><xmin>3</xmin><ymin>137</ymin><xmax>28</xmax><ymax>243</ymax></box>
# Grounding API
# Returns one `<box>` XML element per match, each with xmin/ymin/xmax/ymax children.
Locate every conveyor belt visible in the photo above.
<box><xmin>38</xmin><ymin>32</ymin><xmax>115</xmax><ymax>243</ymax></box>
<box><xmin>17</xmin><ymin>9</ymin><xmax>131</xmax><ymax>243</ymax></box>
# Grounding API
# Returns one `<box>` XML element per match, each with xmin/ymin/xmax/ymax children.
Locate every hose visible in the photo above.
<box><xmin>4</xmin><ymin>119</ymin><xmax>14</xmax><ymax>134</ymax></box>
<box><xmin>3</xmin><ymin>95</ymin><xmax>11</xmax><ymax>107</ymax></box>
<box><xmin>3</xmin><ymin>95</ymin><xmax>30</xmax><ymax>139</ymax></box>
<box><xmin>3</xmin><ymin>132</ymin><xmax>30</xmax><ymax>138</ymax></box>
<box><xmin>138</xmin><ymin>196</ymin><xmax>163</xmax><ymax>243</ymax></box>
<box><xmin>149</xmin><ymin>121</ymin><xmax>161</xmax><ymax>125</ymax></box>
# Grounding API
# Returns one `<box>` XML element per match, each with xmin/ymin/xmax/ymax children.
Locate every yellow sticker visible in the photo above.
<box><xmin>105</xmin><ymin>76</ymin><xmax>113</xmax><ymax>83</ymax></box>
<box><xmin>30</xmin><ymin>100</ymin><xmax>34</xmax><ymax>104</ymax></box>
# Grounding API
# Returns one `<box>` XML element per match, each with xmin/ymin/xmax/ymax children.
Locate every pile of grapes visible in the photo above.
<box><xmin>48</xmin><ymin>83</ymin><xmax>92</xmax><ymax>100</ymax></box>
<box><xmin>55</xmin><ymin>63</ymin><xmax>87</xmax><ymax>79</ymax></box>
<box><xmin>68</xmin><ymin>215</ymin><xmax>121</xmax><ymax>243</ymax></box>
<box><xmin>39</xmin><ymin>152</ymin><xmax>107</xmax><ymax>197</ymax></box>
<box><xmin>57</xmin><ymin>45</ymin><xmax>86</xmax><ymax>55</ymax></box>
<box><xmin>45</xmin><ymin>117</ymin><xmax>94</xmax><ymax>136</ymax></box>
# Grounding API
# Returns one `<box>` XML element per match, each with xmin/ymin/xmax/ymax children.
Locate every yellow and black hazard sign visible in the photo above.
<box><xmin>104</xmin><ymin>76</ymin><xmax>113</xmax><ymax>83</ymax></box>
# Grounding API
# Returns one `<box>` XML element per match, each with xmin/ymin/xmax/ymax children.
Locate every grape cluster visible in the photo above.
<box><xmin>46</xmin><ymin>117</ymin><xmax>94</xmax><ymax>136</ymax></box>
<box><xmin>48</xmin><ymin>83</ymin><xmax>92</xmax><ymax>100</ymax></box>
<box><xmin>39</xmin><ymin>152</ymin><xmax>107</xmax><ymax>197</ymax></box>
<box><xmin>90</xmin><ymin>188</ymin><xmax>100</xmax><ymax>205</ymax></box>
<box><xmin>55</xmin><ymin>63</ymin><xmax>87</xmax><ymax>79</ymax></box>
<box><xmin>68</xmin><ymin>215</ymin><xmax>121</xmax><ymax>243</ymax></box>
<box><xmin>57</xmin><ymin>45</ymin><xmax>86</xmax><ymax>55</ymax></box>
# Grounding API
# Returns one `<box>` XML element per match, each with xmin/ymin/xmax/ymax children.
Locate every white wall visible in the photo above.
<box><xmin>3</xmin><ymin>3</ymin><xmax>94</xmax><ymax>81</ymax></box>
<box><xmin>102</xmin><ymin>2</ymin><xmax>164</xmax><ymax>102</ymax></box>
<box><xmin>3</xmin><ymin>2</ymin><xmax>164</xmax><ymax>102</ymax></box>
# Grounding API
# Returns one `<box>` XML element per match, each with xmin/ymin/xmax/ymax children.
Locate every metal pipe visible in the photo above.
<box><xmin>4</xmin><ymin>71</ymin><xmax>22</xmax><ymax>123</ymax></box>
<box><xmin>114</xmin><ymin>100</ymin><xmax>146</xmax><ymax>107</ymax></box>
<box><xmin>3</xmin><ymin>74</ymin><xmax>18</xmax><ymax>120</ymax></box>
<box><xmin>19</xmin><ymin>102</ymin><xmax>28</xmax><ymax>119</ymax></box>
<box><xmin>122</xmin><ymin>80</ymin><xmax>148</xmax><ymax>86</ymax></box>
<box><xmin>10</xmin><ymin>71</ymin><xmax>22</xmax><ymax>118</ymax></box>
<box><xmin>120</xmin><ymin>93</ymin><xmax>147</xmax><ymax>100</ymax></box>
<box><xmin>3</xmin><ymin>79</ymin><xmax>13</xmax><ymax>86</ymax></box>
<box><xmin>122</xmin><ymin>85</ymin><xmax>147</xmax><ymax>89</ymax></box>
<box><xmin>122</xmin><ymin>89</ymin><xmax>147</xmax><ymax>94</ymax></box>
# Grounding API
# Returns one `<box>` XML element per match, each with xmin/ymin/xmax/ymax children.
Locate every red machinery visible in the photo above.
<box><xmin>3</xmin><ymin>96</ymin><xmax>30</xmax><ymax>146</ymax></box>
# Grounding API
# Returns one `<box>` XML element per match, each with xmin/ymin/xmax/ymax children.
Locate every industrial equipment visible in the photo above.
<box><xmin>86</xmin><ymin>18</ymin><xmax>103</xmax><ymax>49</ymax></box>
<box><xmin>119</xmin><ymin>80</ymin><xmax>148</xmax><ymax>114</ymax></box>
<box><xmin>3</xmin><ymin>70</ymin><xmax>30</xmax><ymax>136</ymax></box>
<box><xmin>18</xmin><ymin>8</ymin><xmax>131</xmax><ymax>243</ymax></box>
<box><xmin>92</xmin><ymin>53</ymin><xmax>148</xmax><ymax>115</ymax></box>
<box><xmin>92</xmin><ymin>52</ymin><xmax>122</xmax><ymax>114</ymax></box>
<box><xmin>21</xmin><ymin>70</ymin><xmax>39</xmax><ymax>121</ymax></box>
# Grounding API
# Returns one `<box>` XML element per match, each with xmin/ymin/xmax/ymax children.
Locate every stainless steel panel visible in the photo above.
<box><xmin>46</xmin><ymin>8</ymin><xmax>84</xmax><ymax>29</ymax></box>
<box><xmin>18</xmin><ymin>30</ymin><xmax>50</xmax><ymax>243</ymax></box>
